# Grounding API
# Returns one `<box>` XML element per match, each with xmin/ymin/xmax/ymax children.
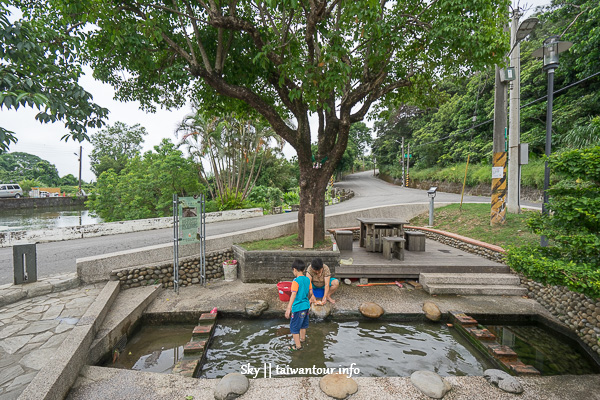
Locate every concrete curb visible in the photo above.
<box><xmin>88</xmin><ymin>284</ymin><xmax>163</xmax><ymax>365</ymax></box>
<box><xmin>0</xmin><ymin>208</ymin><xmax>264</xmax><ymax>248</ymax></box>
<box><xmin>0</xmin><ymin>273</ymin><xmax>80</xmax><ymax>308</ymax></box>
<box><xmin>17</xmin><ymin>281</ymin><xmax>120</xmax><ymax>400</ymax></box>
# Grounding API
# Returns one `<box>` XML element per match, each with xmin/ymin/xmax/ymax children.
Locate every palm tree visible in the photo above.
<box><xmin>176</xmin><ymin>110</ymin><xmax>285</xmax><ymax>207</ymax></box>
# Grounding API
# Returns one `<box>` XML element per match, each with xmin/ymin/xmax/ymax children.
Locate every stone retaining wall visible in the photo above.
<box><xmin>415</xmin><ymin>226</ymin><xmax>600</xmax><ymax>359</ymax></box>
<box><xmin>406</xmin><ymin>228</ymin><xmax>505</xmax><ymax>263</ymax></box>
<box><xmin>0</xmin><ymin>196</ymin><xmax>87</xmax><ymax>209</ymax></box>
<box><xmin>110</xmin><ymin>249</ymin><xmax>233</xmax><ymax>289</ymax></box>
<box><xmin>521</xmin><ymin>278</ymin><xmax>600</xmax><ymax>358</ymax></box>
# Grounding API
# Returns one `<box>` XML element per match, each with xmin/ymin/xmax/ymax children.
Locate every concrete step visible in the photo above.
<box><xmin>420</xmin><ymin>273</ymin><xmax>521</xmax><ymax>286</ymax></box>
<box><xmin>424</xmin><ymin>284</ymin><xmax>527</xmax><ymax>296</ymax></box>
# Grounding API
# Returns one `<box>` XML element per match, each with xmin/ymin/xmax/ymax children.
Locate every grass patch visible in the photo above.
<box><xmin>239</xmin><ymin>233</ymin><xmax>332</xmax><ymax>251</ymax></box>
<box><xmin>409</xmin><ymin>203</ymin><xmax>540</xmax><ymax>249</ymax></box>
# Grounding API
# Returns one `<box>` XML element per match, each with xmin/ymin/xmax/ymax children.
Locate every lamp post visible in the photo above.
<box><xmin>532</xmin><ymin>35</ymin><xmax>572</xmax><ymax>247</ymax></box>
<box><xmin>427</xmin><ymin>187</ymin><xmax>437</xmax><ymax>227</ymax></box>
<box><xmin>507</xmin><ymin>14</ymin><xmax>538</xmax><ymax>214</ymax></box>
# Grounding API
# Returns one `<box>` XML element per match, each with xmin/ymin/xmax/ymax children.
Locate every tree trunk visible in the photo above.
<box><xmin>297</xmin><ymin>161</ymin><xmax>331</xmax><ymax>244</ymax></box>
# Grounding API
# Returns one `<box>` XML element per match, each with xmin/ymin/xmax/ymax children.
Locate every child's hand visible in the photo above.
<box><xmin>285</xmin><ymin>309</ymin><xmax>291</xmax><ymax>319</ymax></box>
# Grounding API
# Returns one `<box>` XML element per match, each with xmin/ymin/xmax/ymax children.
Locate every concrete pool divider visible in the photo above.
<box><xmin>76</xmin><ymin>202</ymin><xmax>440</xmax><ymax>285</ymax></box>
<box><xmin>17</xmin><ymin>280</ymin><xmax>121</xmax><ymax>400</ymax></box>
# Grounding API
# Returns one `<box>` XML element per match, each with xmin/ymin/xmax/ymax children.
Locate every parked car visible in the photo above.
<box><xmin>0</xmin><ymin>184</ymin><xmax>23</xmax><ymax>198</ymax></box>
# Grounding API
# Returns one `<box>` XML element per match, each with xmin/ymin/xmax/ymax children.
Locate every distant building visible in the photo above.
<box><xmin>30</xmin><ymin>187</ymin><xmax>63</xmax><ymax>198</ymax></box>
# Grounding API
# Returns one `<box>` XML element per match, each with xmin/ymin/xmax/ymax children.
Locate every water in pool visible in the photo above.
<box><xmin>200</xmin><ymin>318</ymin><xmax>494</xmax><ymax>378</ymax></box>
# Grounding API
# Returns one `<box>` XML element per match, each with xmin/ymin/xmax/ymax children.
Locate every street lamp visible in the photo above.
<box><xmin>507</xmin><ymin>15</ymin><xmax>538</xmax><ymax>214</ymax></box>
<box><xmin>532</xmin><ymin>35</ymin><xmax>572</xmax><ymax>247</ymax></box>
<box><xmin>427</xmin><ymin>187</ymin><xmax>437</xmax><ymax>226</ymax></box>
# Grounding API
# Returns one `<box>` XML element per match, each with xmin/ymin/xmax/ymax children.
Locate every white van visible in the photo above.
<box><xmin>0</xmin><ymin>184</ymin><xmax>23</xmax><ymax>198</ymax></box>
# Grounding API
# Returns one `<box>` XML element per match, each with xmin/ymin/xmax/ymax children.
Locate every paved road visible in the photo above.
<box><xmin>0</xmin><ymin>171</ymin><xmax>537</xmax><ymax>284</ymax></box>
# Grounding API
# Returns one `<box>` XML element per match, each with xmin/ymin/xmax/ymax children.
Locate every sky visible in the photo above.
<box><xmin>2</xmin><ymin>0</ymin><xmax>552</xmax><ymax>184</ymax></box>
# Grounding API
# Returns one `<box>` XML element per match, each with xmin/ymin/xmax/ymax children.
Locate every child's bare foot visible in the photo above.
<box><xmin>327</xmin><ymin>297</ymin><xmax>336</xmax><ymax>304</ymax></box>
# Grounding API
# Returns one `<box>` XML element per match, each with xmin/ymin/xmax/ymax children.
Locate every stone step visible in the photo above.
<box><xmin>183</xmin><ymin>339</ymin><xmax>207</xmax><ymax>355</ymax></box>
<box><xmin>420</xmin><ymin>273</ymin><xmax>521</xmax><ymax>286</ymax></box>
<box><xmin>423</xmin><ymin>284</ymin><xmax>527</xmax><ymax>296</ymax></box>
<box><xmin>192</xmin><ymin>323</ymin><xmax>215</xmax><ymax>340</ymax></box>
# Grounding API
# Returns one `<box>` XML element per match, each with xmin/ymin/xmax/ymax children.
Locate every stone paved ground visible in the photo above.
<box><xmin>0</xmin><ymin>283</ymin><xmax>103</xmax><ymax>400</ymax></box>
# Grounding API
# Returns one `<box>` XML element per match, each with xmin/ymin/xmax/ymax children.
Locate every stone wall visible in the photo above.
<box><xmin>0</xmin><ymin>196</ymin><xmax>87</xmax><ymax>210</ymax></box>
<box><xmin>416</xmin><ymin>227</ymin><xmax>600</xmax><ymax>359</ymax></box>
<box><xmin>521</xmin><ymin>278</ymin><xmax>600</xmax><ymax>358</ymax></box>
<box><xmin>232</xmin><ymin>245</ymin><xmax>339</xmax><ymax>283</ymax></box>
<box><xmin>110</xmin><ymin>249</ymin><xmax>233</xmax><ymax>289</ymax></box>
<box><xmin>378</xmin><ymin>173</ymin><xmax>544</xmax><ymax>203</ymax></box>
<box><xmin>405</xmin><ymin>228</ymin><xmax>505</xmax><ymax>263</ymax></box>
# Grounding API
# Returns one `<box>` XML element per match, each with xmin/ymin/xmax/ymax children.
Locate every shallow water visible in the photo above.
<box><xmin>200</xmin><ymin>319</ymin><xmax>494</xmax><ymax>378</ymax></box>
<box><xmin>0</xmin><ymin>206</ymin><xmax>102</xmax><ymax>231</ymax></box>
<box><xmin>105</xmin><ymin>319</ymin><xmax>600</xmax><ymax>378</ymax></box>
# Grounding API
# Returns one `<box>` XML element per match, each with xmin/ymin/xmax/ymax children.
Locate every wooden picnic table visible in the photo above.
<box><xmin>356</xmin><ymin>217</ymin><xmax>408</xmax><ymax>252</ymax></box>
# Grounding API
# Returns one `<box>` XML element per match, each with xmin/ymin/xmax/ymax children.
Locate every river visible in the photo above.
<box><xmin>0</xmin><ymin>206</ymin><xmax>103</xmax><ymax>231</ymax></box>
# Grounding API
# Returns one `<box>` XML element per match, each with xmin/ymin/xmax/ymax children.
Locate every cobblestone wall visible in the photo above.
<box><xmin>521</xmin><ymin>278</ymin><xmax>600</xmax><ymax>358</ymax></box>
<box><xmin>110</xmin><ymin>249</ymin><xmax>233</xmax><ymax>289</ymax></box>
<box><xmin>406</xmin><ymin>229</ymin><xmax>505</xmax><ymax>263</ymax></box>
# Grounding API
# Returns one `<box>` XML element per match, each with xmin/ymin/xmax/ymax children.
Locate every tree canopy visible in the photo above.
<box><xmin>17</xmin><ymin>0</ymin><xmax>509</xmax><ymax>240</ymax></box>
<box><xmin>89</xmin><ymin>121</ymin><xmax>148</xmax><ymax>178</ymax></box>
<box><xmin>0</xmin><ymin>1</ymin><xmax>108</xmax><ymax>151</ymax></box>
<box><xmin>0</xmin><ymin>151</ymin><xmax>60</xmax><ymax>185</ymax></box>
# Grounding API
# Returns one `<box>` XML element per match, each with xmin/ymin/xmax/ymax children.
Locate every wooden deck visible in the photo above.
<box><xmin>335</xmin><ymin>239</ymin><xmax>509</xmax><ymax>279</ymax></box>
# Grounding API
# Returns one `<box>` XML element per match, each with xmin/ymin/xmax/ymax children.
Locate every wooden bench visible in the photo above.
<box><xmin>327</xmin><ymin>227</ymin><xmax>360</xmax><ymax>241</ymax></box>
<box><xmin>405</xmin><ymin>231</ymin><xmax>426</xmax><ymax>251</ymax></box>
<box><xmin>382</xmin><ymin>237</ymin><xmax>406</xmax><ymax>261</ymax></box>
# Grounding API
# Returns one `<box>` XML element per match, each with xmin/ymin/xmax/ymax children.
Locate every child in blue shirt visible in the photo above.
<box><xmin>285</xmin><ymin>259</ymin><xmax>313</xmax><ymax>351</ymax></box>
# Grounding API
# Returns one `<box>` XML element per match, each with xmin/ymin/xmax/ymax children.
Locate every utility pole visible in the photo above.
<box><xmin>491</xmin><ymin>63</ymin><xmax>508</xmax><ymax>226</ymax></box>
<box><xmin>406</xmin><ymin>143</ymin><xmax>410</xmax><ymax>188</ymax></box>
<box><xmin>508</xmin><ymin>9</ymin><xmax>523</xmax><ymax>214</ymax></box>
<box><xmin>78</xmin><ymin>146</ymin><xmax>82</xmax><ymax>196</ymax></box>
<box><xmin>401</xmin><ymin>137</ymin><xmax>405</xmax><ymax>187</ymax></box>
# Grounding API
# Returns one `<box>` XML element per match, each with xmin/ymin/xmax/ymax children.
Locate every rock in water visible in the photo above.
<box><xmin>422</xmin><ymin>301</ymin><xmax>441</xmax><ymax>321</ymax></box>
<box><xmin>245</xmin><ymin>300</ymin><xmax>268</xmax><ymax>318</ymax></box>
<box><xmin>310</xmin><ymin>302</ymin><xmax>332</xmax><ymax>319</ymax></box>
<box><xmin>214</xmin><ymin>372</ymin><xmax>249</xmax><ymax>400</ymax></box>
<box><xmin>319</xmin><ymin>373</ymin><xmax>358</xmax><ymax>399</ymax></box>
<box><xmin>410</xmin><ymin>370</ymin><xmax>452</xmax><ymax>399</ymax></box>
<box><xmin>484</xmin><ymin>369</ymin><xmax>523</xmax><ymax>394</ymax></box>
<box><xmin>359</xmin><ymin>302</ymin><xmax>384</xmax><ymax>318</ymax></box>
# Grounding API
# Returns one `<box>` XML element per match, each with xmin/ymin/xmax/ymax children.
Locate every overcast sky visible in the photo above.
<box><xmin>2</xmin><ymin>0</ymin><xmax>551</xmax><ymax>183</ymax></box>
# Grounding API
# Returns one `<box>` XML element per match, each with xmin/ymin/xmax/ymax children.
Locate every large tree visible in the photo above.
<box><xmin>21</xmin><ymin>0</ymin><xmax>508</xmax><ymax>241</ymax></box>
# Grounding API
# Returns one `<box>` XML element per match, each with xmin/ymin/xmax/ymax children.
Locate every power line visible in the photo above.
<box><xmin>412</xmin><ymin>70</ymin><xmax>600</xmax><ymax>149</ymax></box>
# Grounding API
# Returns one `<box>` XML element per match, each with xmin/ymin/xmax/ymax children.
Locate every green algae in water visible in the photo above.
<box><xmin>200</xmin><ymin>319</ymin><xmax>495</xmax><ymax>378</ymax></box>
<box><xmin>486</xmin><ymin>324</ymin><xmax>600</xmax><ymax>375</ymax></box>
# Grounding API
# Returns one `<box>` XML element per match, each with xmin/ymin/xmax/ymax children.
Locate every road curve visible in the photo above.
<box><xmin>0</xmin><ymin>171</ymin><xmax>531</xmax><ymax>285</ymax></box>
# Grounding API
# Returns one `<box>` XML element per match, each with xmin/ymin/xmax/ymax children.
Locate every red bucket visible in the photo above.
<box><xmin>277</xmin><ymin>281</ymin><xmax>292</xmax><ymax>301</ymax></box>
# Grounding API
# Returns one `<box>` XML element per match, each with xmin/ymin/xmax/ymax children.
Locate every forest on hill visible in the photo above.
<box><xmin>372</xmin><ymin>0</ymin><xmax>599</xmax><ymax>187</ymax></box>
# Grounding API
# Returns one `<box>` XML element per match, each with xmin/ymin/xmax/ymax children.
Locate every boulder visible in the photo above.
<box><xmin>245</xmin><ymin>300</ymin><xmax>269</xmax><ymax>318</ymax></box>
<box><xmin>410</xmin><ymin>370</ymin><xmax>451</xmax><ymax>399</ymax></box>
<box><xmin>359</xmin><ymin>302</ymin><xmax>384</xmax><ymax>318</ymax></box>
<box><xmin>484</xmin><ymin>369</ymin><xmax>523</xmax><ymax>394</ymax></box>
<box><xmin>310</xmin><ymin>302</ymin><xmax>332</xmax><ymax>319</ymax></box>
<box><xmin>214</xmin><ymin>372</ymin><xmax>249</xmax><ymax>400</ymax></box>
<box><xmin>319</xmin><ymin>373</ymin><xmax>358</xmax><ymax>399</ymax></box>
<box><xmin>422</xmin><ymin>301</ymin><xmax>441</xmax><ymax>321</ymax></box>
